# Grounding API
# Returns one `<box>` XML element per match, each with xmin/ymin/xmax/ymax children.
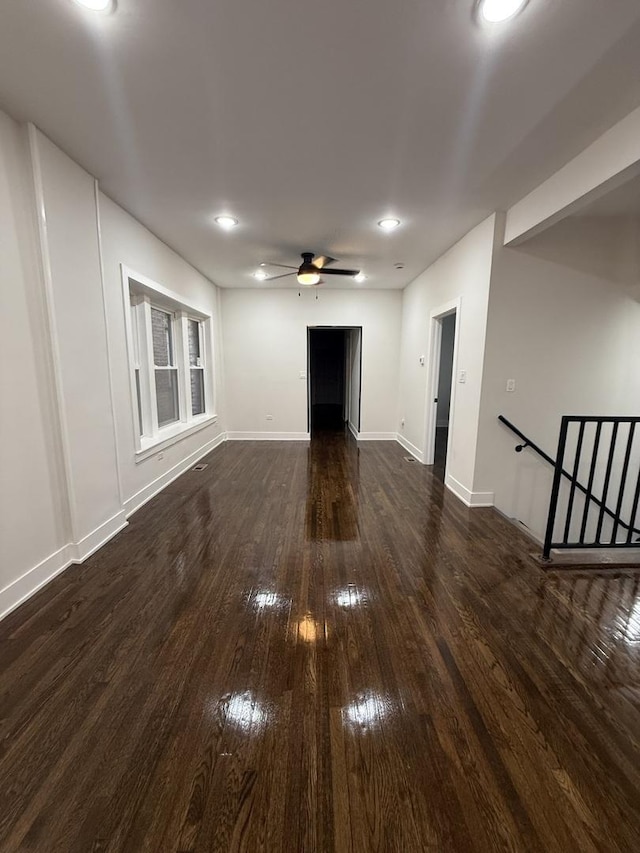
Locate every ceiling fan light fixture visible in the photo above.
<box><xmin>354</xmin><ymin>273</ymin><xmax>366</xmax><ymax>283</ymax></box>
<box><xmin>378</xmin><ymin>218</ymin><xmax>401</xmax><ymax>231</ymax></box>
<box><xmin>297</xmin><ymin>272</ymin><xmax>320</xmax><ymax>286</ymax></box>
<box><xmin>214</xmin><ymin>215</ymin><xmax>238</xmax><ymax>230</ymax></box>
<box><xmin>253</xmin><ymin>269</ymin><xmax>268</xmax><ymax>280</ymax></box>
<box><xmin>479</xmin><ymin>0</ymin><xmax>527</xmax><ymax>23</ymax></box>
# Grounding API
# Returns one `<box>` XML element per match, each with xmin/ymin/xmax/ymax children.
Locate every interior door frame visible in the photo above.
<box><xmin>423</xmin><ymin>298</ymin><xmax>461</xmax><ymax>470</ymax></box>
<box><xmin>307</xmin><ymin>326</ymin><xmax>362</xmax><ymax>435</ymax></box>
<box><xmin>347</xmin><ymin>327</ymin><xmax>362</xmax><ymax>434</ymax></box>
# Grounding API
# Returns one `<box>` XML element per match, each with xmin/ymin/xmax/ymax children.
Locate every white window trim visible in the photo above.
<box><xmin>186</xmin><ymin>316</ymin><xmax>206</xmax><ymax>417</ymax></box>
<box><xmin>121</xmin><ymin>265</ymin><xmax>218</xmax><ymax>462</ymax></box>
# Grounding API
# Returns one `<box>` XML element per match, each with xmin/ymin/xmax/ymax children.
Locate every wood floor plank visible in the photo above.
<box><xmin>1</xmin><ymin>433</ymin><xmax>640</xmax><ymax>851</ymax></box>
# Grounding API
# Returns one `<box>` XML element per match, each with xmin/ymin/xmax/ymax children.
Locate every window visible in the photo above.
<box><xmin>188</xmin><ymin>318</ymin><xmax>205</xmax><ymax>416</ymax></box>
<box><xmin>151</xmin><ymin>307</ymin><xmax>179</xmax><ymax>427</ymax></box>
<box><xmin>129</xmin><ymin>298</ymin><xmax>144</xmax><ymax>435</ymax></box>
<box><xmin>123</xmin><ymin>268</ymin><xmax>216</xmax><ymax>459</ymax></box>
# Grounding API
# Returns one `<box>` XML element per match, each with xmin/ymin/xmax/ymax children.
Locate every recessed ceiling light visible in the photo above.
<box><xmin>72</xmin><ymin>0</ymin><xmax>115</xmax><ymax>11</ymax></box>
<box><xmin>253</xmin><ymin>269</ymin><xmax>268</xmax><ymax>280</ymax></box>
<box><xmin>354</xmin><ymin>273</ymin><xmax>366</xmax><ymax>283</ymax></box>
<box><xmin>215</xmin><ymin>215</ymin><xmax>238</xmax><ymax>230</ymax></box>
<box><xmin>479</xmin><ymin>0</ymin><xmax>527</xmax><ymax>23</ymax></box>
<box><xmin>378</xmin><ymin>218</ymin><xmax>401</xmax><ymax>231</ymax></box>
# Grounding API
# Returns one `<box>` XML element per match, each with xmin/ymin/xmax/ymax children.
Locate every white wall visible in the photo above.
<box><xmin>397</xmin><ymin>215</ymin><xmax>496</xmax><ymax>502</ymax></box>
<box><xmin>475</xmin><ymin>214</ymin><xmax>640</xmax><ymax>541</ymax></box>
<box><xmin>31</xmin><ymin>129</ymin><xmax>125</xmax><ymax>545</ymax></box>
<box><xmin>0</xmin><ymin>112</ymin><xmax>69</xmax><ymax>614</ymax></box>
<box><xmin>221</xmin><ymin>289</ymin><xmax>401</xmax><ymax>438</ymax></box>
<box><xmin>98</xmin><ymin>193</ymin><xmax>226</xmax><ymax>514</ymax></box>
<box><xmin>0</xmin><ymin>117</ymin><xmax>226</xmax><ymax>619</ymax></box>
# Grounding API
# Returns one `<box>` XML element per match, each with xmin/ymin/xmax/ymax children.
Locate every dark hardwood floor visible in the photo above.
<box><xmin>2</xmin><ymin>435</ymin><xmax>640</xmax><ymax>851</ymax></box>
<box><xmin>433</xmin><ymin>425</ymin><xmax>448</xmax><ymax>482</ymax></box>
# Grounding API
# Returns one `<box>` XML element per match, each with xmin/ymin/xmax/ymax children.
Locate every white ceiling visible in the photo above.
<box><xmin>2</xmin><ymin>0</ymin><xmax>640</xmax><ymax>289</ymax></box>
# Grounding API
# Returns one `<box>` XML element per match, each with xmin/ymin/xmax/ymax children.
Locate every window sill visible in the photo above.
<box><xmin>135</xmin><ymin>414</ymin><xmax>219</xmax><ymax>463</ymax></box>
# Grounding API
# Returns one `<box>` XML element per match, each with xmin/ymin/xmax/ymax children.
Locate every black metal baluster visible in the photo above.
<box><xmin>611</xmin><ymin>422</ymin><xmax>635</xmax><ymax>544</ymax></box>
<box><xmin>595</xmin><ymin>422</ymin><xmax>619</xmax><ymax>543</ymax></box>
<box><xmin>579</xmin><ymin>421</ymin><xmax>602</xmax><ymax>545</ymax></box>
<box><xmin>543</xmin><ymin>418</ymin><xmax>569</xmax><ymax>559</ymax></box>
<box><xmin>563</xmin><ymin>421</ymin><xmax>585</xmax><ymax>545</ymax></box>
<box><xmin>626</xmin><ymin>458</ymin><xmax>640</xmax><ymax>545</ymax></box>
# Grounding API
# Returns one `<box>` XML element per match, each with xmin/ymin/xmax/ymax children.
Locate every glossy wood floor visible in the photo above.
<box><xmin>2</xmin><ymin>434</ymin><xmax>640</xmax><ymax>852</ymax></box>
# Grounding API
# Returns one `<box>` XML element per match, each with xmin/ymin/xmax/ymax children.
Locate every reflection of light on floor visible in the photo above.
<box><xmin>620</xmin><ymin>599</ymin><xmax>640</xmax><ymax>643</ymax></box>
<box><xmin>335</xmin><ymin>586</ymin><xmax>363</xmax><ymax>608</ymax></box>
<box><xmin>344</xmin><ymin>692</ymin><xmax>391</xmax><ymax>728</ymax></box>
<box><xmin>298</xmin><ymin>614</ymin><xmax>317</xmax><ymax>643</ymax></box>
<box><xmin>225</xmin><ymin>692</ymin><xmax>268</xmax><ymax>731</ymax></box>
<box><xmin>254</xmin><ymin>591</ymin><xmax>279</xmax><ymax>610</ymax></box>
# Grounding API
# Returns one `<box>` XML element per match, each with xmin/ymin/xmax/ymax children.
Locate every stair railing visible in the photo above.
<box><xmin>498</xmin><ymin>415</ymin><xmax>640</xmax><ymax>559</ymax></box>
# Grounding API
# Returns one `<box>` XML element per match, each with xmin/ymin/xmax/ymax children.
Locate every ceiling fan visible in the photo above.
<box><xmin>261</xmin><ymin>252</ymin><xmax>360</xmax><ymax>286</ymax></box>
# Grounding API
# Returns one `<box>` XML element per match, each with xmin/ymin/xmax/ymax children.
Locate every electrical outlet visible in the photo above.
<box><xmin>401</xmin><ymin>418</ymin><xmax>405</xmax><ymax>427</ymax></box>
<box><xmin>266</xmin><ymin>414</ymin><xmax>273</xmax><ymax>421</ymax></box>
<box><xmin>157</xmin><ymin>451</ymin><xmax>164</xmax><ymax>460</ymax></box>
<box><xmin>506</xmin><ymin>379</ymin><xmax>516</xmax><ymax>393</ymax></box>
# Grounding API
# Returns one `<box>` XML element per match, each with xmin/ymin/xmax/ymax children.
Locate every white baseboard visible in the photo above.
<box><xmin>1</xmin><ymin>433</ymin><xmax>228</xmax><ymax>623</ymax></box>
<box><xmin>72</xmin><ymin>509</ymin><xmax>128</xmax><ymax>562</ymax></box>
<box><xmin>356</xmin><ymin>432</ymin><xmax>397</xmax><ymax>441</ymax></box>
<box><xmin>124</xmin><ymin>430</ymin><xmax>227</xmax><ymax>517</ymax></box>
<box><xmin>226</xmin><ymin>431</ymin><xmax>310</xmax><ymax>441</ymax></box>
<box><xmin>445</xmin><ymin>474</ymin><xmax>494</xmax><ymax>508</ymax></box>
<box><xmin>348</xmin><ymin>421</ymin><xmax>359</xmax><ymax>440</ymax></box>
<box><xmin>395</xmin><ymin>433</ymin><xmax>425</xmax><ymax>462</ymax></box>
<box><xmin>0</xmin><ymin>544</ymin><xmax>73</xmax><ymax>621</ymax></box>
<box><xmin>0</xmin><ymin>510</ymin><xmax>128</xmax><ymax>621</ymax></box>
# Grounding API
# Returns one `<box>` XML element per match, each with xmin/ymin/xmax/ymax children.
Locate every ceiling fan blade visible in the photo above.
<box><xmin>313</xmin><ymin>255</ymin><xmax>336</xmax><ymax>269</ymax></box>
<box><xmin>318</xmin><ymin>267</ymin><xmax>360</xmax><ymax>277</ymax></box>
<box><xmin>261</xmin><ymin>262</ymin><xmax>298</xmax><ymax>270</ymax></box>
<box><xmin>265</xmin><ymin>272</ymin><xmax>296</xmax><ymax>281</ymax></box>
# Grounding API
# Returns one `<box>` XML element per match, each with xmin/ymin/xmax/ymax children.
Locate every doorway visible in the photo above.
<box><xmin>425</xmin><ymin>302</ymin><xmax>459</xmax><ymax>482</ymax></box>
<box><xmin>433</xmin><ymin>314</ymin><xmax>456</xmax><ymax>481</ymax></box>
<box><xmin>308</xmin><ymin>327</ymin><xmax>362</xmax><ymax>435</ymax></box>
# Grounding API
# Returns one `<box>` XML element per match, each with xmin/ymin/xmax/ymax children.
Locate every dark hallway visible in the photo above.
<box><xmin>309</xmin><ymin>328</ymin><xmax>347</xmax><ymax>434</ymax></box>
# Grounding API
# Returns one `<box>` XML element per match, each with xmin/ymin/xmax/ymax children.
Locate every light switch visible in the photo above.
<box><xmin>458</xmin><ymin>370</ymin><xmax>467</xmax><ymax>384</ymax></box>
<box><xmin>419</xmin><ymin>355</ymin><xmax>425</xmax><ymax>366</ymax></box>
<box><xmin>299</xmin><ymin>371</ymin><xmax>307</xmax><ymax>379</ymax></box>
<box><xmin>506</xmin><ymin>379</ymin><xmax>516</xmax><ymax>393</ymax></box>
